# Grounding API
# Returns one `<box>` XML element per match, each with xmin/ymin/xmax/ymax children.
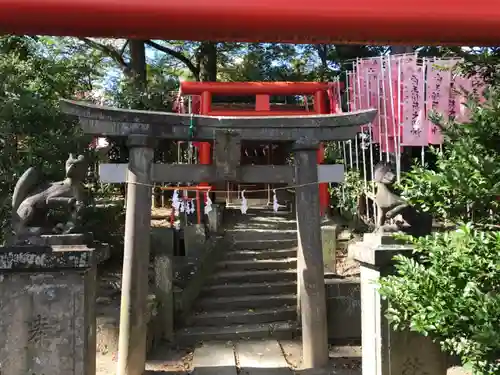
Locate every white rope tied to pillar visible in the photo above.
<box><xmin>272</xmin><ymin>189</ymin><xmax>279</xmax><ymax>213</ymax></box>
<box><xmin>204</xmin><ymin>193</ymin><xmax>213</xmax><ymax>215</ymax></box>
<box><xmin>172</xmin><ymin>189</ymin><xmax>181</xmax><ymax>214</ymax></box>
<box><xmin>240</xmin><ymin>190</ymin><xmax>248</xmax><ymax>214</ymax></box>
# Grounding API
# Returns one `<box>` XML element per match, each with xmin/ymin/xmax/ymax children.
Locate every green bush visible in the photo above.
<box><xmin>329</xmin><ymin>169</ymin><xmax>365</xmax><ymax>219</ymax></box>
<box><xmin>378</xmin><ymin>226</ymin><xmax>500</xmax><ymax>374</ymax></box>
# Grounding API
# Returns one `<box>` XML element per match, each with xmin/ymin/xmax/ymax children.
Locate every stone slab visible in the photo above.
<box><xmin>236</xmin><ymin>340</ymin><xmax>290</xmax><ymax>370</ymax></box>
<box><xmin>192</xmin><ymin>341</ymin><xmax>237</xmax><ymax>375</ymax></box>
<box><xmin>0</xmin><ymin>244</ymin><xmax>107</xmax><ymax>270</ymax></box>
<box><xmin>151</xmin><ymin>227</ymin><xmax>175</xmax><ymax>256</ymax></box>
<box><xmin>207</xmin><ymin>203</ymin><xmax>224</xmax><ymax>234</ymax></box>
<box><xmin>0</xmin><ymin>265</ymin><xmax>97</xmax><ymax>375</ymax></box>
<box><xmin>325</xmin><ymin>279</ymin><xmax>361</xmax><ymax>341</ymax></box>
<box><xmin>348</xmin><ymin>238</ymin><xmax>413</xmax><ymax>268</ymax></box>
<box><xmin>321</xmin><ymin>223</ymin><xmax>339</xmax><ymax>273</ymax></box>
<box><xmin>184</xmin><ymin>224</ymin><xmax>206</xmax><ymax>258</ymax></box>
<box><xmin>23</xmin><ymin>233</ymin><xmax>92</xmax><ymax>246</ymax></box>
<box><xmin>99</xmin><ymin>164</ymin><xmax>346</xmax><ymax>184</ymax></box>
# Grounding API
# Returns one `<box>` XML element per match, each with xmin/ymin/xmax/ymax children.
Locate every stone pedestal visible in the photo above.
<box><xmin>321</xmin><ymin>221</ymin><xmax>339</xmax><ymax>274</ymax></box>
<box><xmin>350</xmin><ymin>233</ymin><xmax>447</xmax><ymax>375</ymax></box>
<box><xmin>184</xmin><ymin>224</ymin><xmax>207</xmax><ymax>258</ymax></box>
<box><xmin>0</xmin><ymin>242</ymin><xmax>106</xmax><ymax>375</ymax></box>
<box><xmin>151</xmin><ymin>227</ymin><xmax>175</xmax><ymax>341</ymax></box>
<box><xmin>207</xmin><ymin>203</ymin><xmax>224</xmax><ymax>234</ymax></box>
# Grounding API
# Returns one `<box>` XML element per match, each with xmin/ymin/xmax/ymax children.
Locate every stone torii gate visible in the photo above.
<box><xmin>60</xmin><ymin>99</ymin><xmax>376</xmax><ymax>375</ymax></box>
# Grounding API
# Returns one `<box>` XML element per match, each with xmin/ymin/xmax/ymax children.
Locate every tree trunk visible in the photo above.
<box><xmin>197</xmin><ymin>42</ymin><xmax>217</xmax><ymax>82</ymax></box>
<box><xmin>129</xmin><ymin>39</ymin><xmax>147</xmax><ymax>87</ymax></box>
<box><xmin>391</xmin><ymin>46</ymin><xmax>414</xmax><ymax>54</ymax></box>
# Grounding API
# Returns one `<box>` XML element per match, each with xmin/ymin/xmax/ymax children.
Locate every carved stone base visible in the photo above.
<box><xmin>0</xmin><ymin>242</ymin><xmax>109</xmax><ymax>375</ymax></box>
<box><xmin>349</xmin><ymin>234</ymin><xmax>447</xmax><ymax>375</ymax></box>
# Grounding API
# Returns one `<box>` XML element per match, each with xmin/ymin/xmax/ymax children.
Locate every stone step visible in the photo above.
<box><xmin>216</xmin><ymin>258</ymin><xmax>297</xmax><ymax>271</ymax></box>
<box><xmin>188</xmin><ymin>306</ymin><xmax>297</xmax><ymax>326</ymax></box>
<box><xmin>176</xmin><ymin>321</ymin><xmax>298</xmax><ymax>345</ymax></box>
<box><xmin>202</xmin><ymin>280</ymin><xmax>297</xmax><ymax>297</ymax></box>
<box><xmin>209</xmin><ymin>269</ymin><xmax>296</xmax><ymax>284</ymax></box>
<box><xmin>227</xmin><ymin>230</ymin><xmax>297</xmax><ymax>242</ymax></box>
<box><xmin>225</xmin><ymin>248</ymin><xmax>297</xmax><ymax>260</ymax></box>
<box><xmin>232</xmin><ymin>239</ymin><xmax>298</xmax><ymax>250</ymax></box>
<box><xmin>195</xmin><ymin>294</ymin><xmax>296</xmax><ymax>312</ymax></box>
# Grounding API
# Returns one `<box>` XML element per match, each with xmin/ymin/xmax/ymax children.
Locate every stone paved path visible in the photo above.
<box><xmin>188</xmin><ymin>340</ymin><xmax>361</xmax><ymax>375</ymax></box>
<box><xmin>97</xmin><ymin>339</ymin><xmax>471</xmax><ymax>374</ymax></box>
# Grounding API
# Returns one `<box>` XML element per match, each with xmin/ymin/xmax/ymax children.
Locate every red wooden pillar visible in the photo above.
<box><xmin>255</xmin><ymin>94</ymin><xmax>271</xmax><ymax>111</ymax></box>
<box><xmin>198</xmin><ymin>91</ymin><xmax>212</xmax><ymax>221</ymax></box>
<box><xmin>199</xmin><ymin>91</ymin><xmax>212</xmax><ymax>165</ymax></box>
<box><xmin>314</xmin><ymin>90</ymin><xmax>329</xmax><ymax>216</ymax></box>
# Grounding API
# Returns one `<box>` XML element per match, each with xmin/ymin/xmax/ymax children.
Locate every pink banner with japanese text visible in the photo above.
<box><xmin>402</xmin><ymin>61</ymin><xmax>427</xmax><ymax>146</ymax></box>
<box><xmin>426</xmin><ymin>59</ymin><xmax>452</xmax><ymax>144</ymax></box>
<box><xmin>453</xmin><ymin>75</ymin><xmax>473</xmax><ymax>123</ymax></box>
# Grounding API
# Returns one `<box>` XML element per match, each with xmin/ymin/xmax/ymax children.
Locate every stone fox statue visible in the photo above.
<box><xmin>12</xmin><ymin>154</ymin><xmax>88</xmax><ymax>238</ymax></box>
<box><xmin>366</xmin><ymin>162</ymin><xmax>432</xmax><ymax>237</ymax></box>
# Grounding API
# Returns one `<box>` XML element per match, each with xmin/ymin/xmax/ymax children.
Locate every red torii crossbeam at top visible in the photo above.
<box><xmin>1</xmin><ymin>0</ymin><xmax>500</xmax><ymax>46</ymax></box>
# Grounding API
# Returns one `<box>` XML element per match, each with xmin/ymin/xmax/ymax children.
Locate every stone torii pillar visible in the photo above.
<box><xmin>117</xmin><ymin>135</ymin><xmax>156</xmax><ymax>375</ymax></box>
<box><xmin>294</xmin><ymin>138</ymin><xmax>329</xmax><ymax>368</ymax></box>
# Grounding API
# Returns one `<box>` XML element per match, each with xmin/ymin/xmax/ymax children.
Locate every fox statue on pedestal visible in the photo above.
<box><xmin>12</xmin><ymin>154</ymin><xmax>88</xmax><ymax>242</ymax></box>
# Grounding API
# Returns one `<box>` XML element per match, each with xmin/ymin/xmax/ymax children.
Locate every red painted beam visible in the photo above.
<box><xmin>181</xmin><ymin>82</ymin><xmax>336</xmax><ymax>96</ymax></box>
<box><xmin>207</xmin><ymin>110</ymin><xmax>308</xmax><ymax>117</ymax></box>
<box><xmin>1</xmin><ymin>0</ymin><xmax>499</xmax><ymax>46</ymax></box>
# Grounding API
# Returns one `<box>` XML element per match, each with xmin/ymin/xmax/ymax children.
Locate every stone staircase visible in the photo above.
<box><xmin>177</xmin><ymin>208</ymin><xmax>300</xmax><ymax>344</ymax></box>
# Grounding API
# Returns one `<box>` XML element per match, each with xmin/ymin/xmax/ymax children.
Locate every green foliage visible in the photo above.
<box><xmin>82</xmin><ymin>202</ymin><xmax>125</xmax><ymax>254</ymax></box>
<box><xmin>398</xmin><ymin>88</ymin><xmax>500</xmax><ymax>226</ymax></box>
<box><xmin>0</xmin><ymin>36</ymin><xmax>104</xmax><ymax>242</ymax></box>
<box><xmin>378</xmin><ymin>225</ymin><xmax>500</xmax><ymax>374</ymax></box>
<box><xmin>106</xmin><ymin>67</ymin><xmax>178</xmax><ymax>111</ymax></box>
<box><xmin>329</xmin><ymin>170</ymin><xmax>365</xmax><ymax>219</ymax></box>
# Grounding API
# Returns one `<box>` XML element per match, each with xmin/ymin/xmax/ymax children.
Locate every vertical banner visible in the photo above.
<box><xmin>378</xmin><ymin>57</ymin><xmax>391</xmax><ymax>152</ymax></box>
<box><xmin>426</xmin><ymin>59</ymin><xmax>452</xmax><ymax>144</ymax></box>
<box><xmin>357</xmin><ymin>60</ymin><xmax>368</xmax><ymax>109</ymax></box>
<box><xmin>347</xmin><ymin>72</ymin><xmax>355</xmax><ymax>111</ymax></box>
<box><xmin>368</xmin><ymin>71</ymin><xmax>381</xmax><ymax>143</ymax></box>
<box><xmin>471</xmin><ymin>74</ymin><xmax>486</xmax><ymax>103</ymax></box>
<box><xmin>402</xmin><ymin>61</ymin><xmax>428</xmax><ymax>146</ymax></box>
<box><xmin>361</xmin><ymin>59</ymin><xmax>381</xmax><ymax>143</ymax></box>
<box><xmin>454</xmin><ymin>75</ymin><xmax>473</xmax><ymax>123</ymax></box>
<box><xmin>350</xmin><ymin>71</ymin><xmax>358</xmax><ymax>111</ymax></box>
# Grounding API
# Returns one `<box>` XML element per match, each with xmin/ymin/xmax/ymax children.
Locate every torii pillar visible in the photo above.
<box><xmin>117</xmin><ymin>135</ymin><xmax>156</xmax><ymax>375</ymax></box>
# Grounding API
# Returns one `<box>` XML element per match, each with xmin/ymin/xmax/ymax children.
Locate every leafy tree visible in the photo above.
<box><xmin>0</xmin><ymin>36</ymin><xmax>104</xmax><ymax>242</ymax></box>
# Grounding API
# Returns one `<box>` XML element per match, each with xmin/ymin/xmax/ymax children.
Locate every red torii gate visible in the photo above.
<box><xmin>180</xmin><ymin>81</ymin><xmax>342</xmax><ymax>216</ymax></box>
<box><xmin>1</xmin><ymin>0</ymin><xmax>499</xmax><ymax>46</ymax></box>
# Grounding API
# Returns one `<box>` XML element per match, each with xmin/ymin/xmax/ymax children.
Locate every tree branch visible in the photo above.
<box><xmin>79</xmin><ymin>38</ymin><xmax>130</xmax><ymax>71</ymax></box>
<box><xmin>145</xmin><ymin>40</ymin><xmax>200</xmax><ymax>79</ymax></box>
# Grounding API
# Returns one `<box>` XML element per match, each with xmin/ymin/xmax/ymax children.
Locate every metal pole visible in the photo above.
<box><xmin>294</xmin><ymin>138</ymin><xmax>329</xmax><ymax>369</ymax></box>
<box><xmin>117</xmin><ymin>135</ymin><xmax>156</xmax><ymax>375</ymax></box>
